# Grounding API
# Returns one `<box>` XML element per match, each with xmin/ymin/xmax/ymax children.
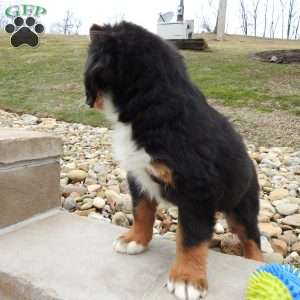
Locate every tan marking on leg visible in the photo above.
<box><xmin>93</xmin><ymin>94</ymin><xmax>104</xmax><ymax>110</ymax></box>
<box><xmin>119</xmin><ymin>198</ymin><xmax>157</xmax><ymax>247</ymax></box>
<box><xmin>227</xmin><ymin>214</ymin><xmax>263</xmax><ymax>261</ymax></box>
<box><xmin>145</xmin><ymin>161</ymin><xmax>174</xmax><ymax>186</ymax></box>
<box><xmin>169</xmin><ymin>224</ymin><xmax>208</xmax><ymax>291</ymax></box>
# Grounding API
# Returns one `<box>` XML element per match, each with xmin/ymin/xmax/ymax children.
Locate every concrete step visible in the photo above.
<box><xmin>0</xmin><ymin>211</ymin><xmax>261</xmax><ymax>300</ymax></box>
<box><xmin>0</xmin><ymin>129</ymin><xmax>62</xmax><ymax>228</ymax></box>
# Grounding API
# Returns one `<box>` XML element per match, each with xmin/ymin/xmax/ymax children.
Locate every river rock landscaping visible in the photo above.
<box><xmin>1</xmin><ymin>109</ymin><xmax>299</xmax><ymax>266</ymax></box>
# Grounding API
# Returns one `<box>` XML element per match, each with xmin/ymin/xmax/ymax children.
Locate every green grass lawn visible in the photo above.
<box><xmin>0</xmin><ymin>32</ymin><xmax>299</xmax><ymax>127</ymax></box>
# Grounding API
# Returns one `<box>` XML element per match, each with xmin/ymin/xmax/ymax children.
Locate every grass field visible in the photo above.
<box><xmin>0</xmin><ymin>31</ymin><xmax>299</xmax><ymax>126</ymax></box>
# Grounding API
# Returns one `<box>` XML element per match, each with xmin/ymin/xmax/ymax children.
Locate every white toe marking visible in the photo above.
<box><xmin>113</xmin><ymin>239</ymin><xmax>145</xmax><ymax>255</ymax></box>
<box><xmin>166</xmin><ymin>280</ymin><xmax>207</xmax><ymax>300</ymax></box>
<box><xmin>127</xmin><ymin>241</ymin><xmax>145</xmax><ymax>254</ymax></box>
<box><xmin>187</xmin><ymin>283</ymin><xmax>207</xmax><ymax>299</ymax></box>
<box><xmin>174</xmin><ymin>282</ymin><xmax>186</xmax><ymax>300</ymax></box>
<box><xmin>167</xmin><ymin>280</ymin><xmax>175</xmax><ymax>293</ymax></box>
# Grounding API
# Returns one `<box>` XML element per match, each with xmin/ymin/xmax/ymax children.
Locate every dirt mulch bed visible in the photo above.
<box><xmin>209</xmin><ymin>100</ymin><xmax>300</xmax><ymax>148</ymax></box>
<box><xmin>253</xmin><ymin>49</ymin><xmax>300</xmax><ymax>64</ymax></box>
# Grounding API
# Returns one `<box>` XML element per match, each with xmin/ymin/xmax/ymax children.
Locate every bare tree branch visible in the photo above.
<box><xmin>240</xmin><ymin>0</ymin><xmax>249</xmax><ymax>36</ymax></box>
<box><xmin>252</xmin><ymin>0</ymin><xmax>261</xmax><ymax>37</ymax></box>
<box><xmin>293</xmin><ymin>15</ymin><xmax>300</xmax><ymax>39</ymax></box>
<box><xmin>51</xmin><ymin>10</ymin><xmax>82</xmax><ymax>35</ymax></box>
<box><xmin>263</xmin><ymin>0</ymin><xmax>269</xmax><ymax>37</ymax></box>
<box><xmin>269</xmin><ymin>1</ymin><xmax>280</xmax><ymax>39</ymax></box>
<box><xmin>280</xmin><ymin>0</ymin><xmax>288</xmax><ymax>39</ymax></box>
<box><xmin>287</xmin><ymin>0</ymin><xmax>297</xmax><ymax>39</ymax></box>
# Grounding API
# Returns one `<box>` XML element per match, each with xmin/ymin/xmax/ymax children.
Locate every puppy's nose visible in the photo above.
<box><xmin>85</xmin><ymin>96</ymin><xmax>94</xmax><ymax>108</ymax></box>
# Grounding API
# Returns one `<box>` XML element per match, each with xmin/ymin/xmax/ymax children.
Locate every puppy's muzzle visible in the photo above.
<box><xmin>86</xmin><ymin>94</ymin><xmax>104</xmax><ymax>110</ymax></box>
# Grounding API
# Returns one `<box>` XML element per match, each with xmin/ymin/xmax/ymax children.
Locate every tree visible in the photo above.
<box><xmin>280</xmin><ymin>0</ymin><xmax>288</xmax><ymax>39</ymax></box>
<box><xmin>202</xmin><ymin>17</ymin><xmax>213</xmax><ymax>32</ymax></box>
<box><xmin>287</xmin><ymin>0</ymin><xmax>297</xmax><ymax>39</ymax></box>
<box><xmin>216</xmin><ymin>0</ymin><xmax>227</xmax><ymax>40</ymax></box>
<box><xmin>51</xmin><ymin>10</ymin><xmax>82</xmax><ymax>35</ymax></box>
<box><xmin>73</xmin><ymin>18</ymin><xmax>82</xmax><ymax>35</ymax></box>
<box><xmin>240</xmin><ymin>0</ymin><xmax>249</xmax><ymax>36</ymax></box>
<box><xmin>262</xmin><ymin>0</ymin><xmax>269</xmax><ymax>38</ymax></box>
<box><xmin>252</xmin><ymin>0</ymin><xmax>261</xmax><ymax>37</ymax></box>
<box><xmin>269</xmin><ymin>1</ymin><xmax>280</xmax><ymax>39</ymax></box>
<box><xmin>293</xmin><ymin>15</ymin><xmax>300</xmax><ymax>39</ymax></box>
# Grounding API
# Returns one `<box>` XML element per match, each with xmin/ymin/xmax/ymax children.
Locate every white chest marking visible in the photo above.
<box><xmin>103</xmin><ymin>94</ymin><xmax>165</xmax><ymax>202</ymax></box>
<box><xmin>112</xmin><ymin>123</ymin><xmax>164</xmax><ymax>202</ymax></box>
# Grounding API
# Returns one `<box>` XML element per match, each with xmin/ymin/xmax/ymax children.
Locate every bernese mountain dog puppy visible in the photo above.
<box><xmin>84</xmin><ymin>21</ymin><xmax>262</xmax><ymax>300</ymax></box>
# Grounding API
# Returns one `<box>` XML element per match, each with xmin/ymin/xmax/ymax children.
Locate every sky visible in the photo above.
<box><xmin>1</xmin><ymin>0</ymin><xmax>300</xmax><ymax>38</ymax></box>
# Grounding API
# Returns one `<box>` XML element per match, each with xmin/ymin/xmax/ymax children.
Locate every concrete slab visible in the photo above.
<box><xmin>0</xmin><ymin>128</ymin><xmax>62</xmax><ymax>165</ymax></box>
<box><xmin>0</xmin><ymin>163</ymin><xmax>61</xmax><ymax>228</ymax></box>
<box><xmin>0</xmin><ymin>212</ymin><xmax>262</xmax><ymax>300</ymax></box>
<box><xmin>0</xmin><ymin>128</ymin><xmax>62</xmax><ymax>228</ymax></box>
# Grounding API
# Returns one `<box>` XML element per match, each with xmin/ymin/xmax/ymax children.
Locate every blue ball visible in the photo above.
<box><xmin>258</xmin><ymin>264</ymin><xmax>300</xmax><ymax>300</ymax></box>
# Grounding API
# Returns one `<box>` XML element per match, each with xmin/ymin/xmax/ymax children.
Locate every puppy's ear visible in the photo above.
<box><xmin>90</xmin><ymin>24</ymin><xmax>104</xmax><ymax>41</ymax></box>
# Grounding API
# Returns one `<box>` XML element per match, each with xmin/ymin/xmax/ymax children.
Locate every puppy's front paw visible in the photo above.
<box><xmin>113</xmin><ymin>238</ymin><xmax>145</xmax><ymax>255</ymax></box>
<box><xmin>167</xmin><ymin>280</ymin><xmax>207</xmax><ymax>300</ymax></box>
<box><xmin>167</xmin><ymin>263</ymin><xmax>208</xmax><ymax>299</ymax></box>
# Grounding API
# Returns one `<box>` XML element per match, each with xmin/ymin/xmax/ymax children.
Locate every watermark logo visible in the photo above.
<box><xmin>4</xmin><ymin>5</ymin><xmax>47</xmax><ymax>48</ymax></box>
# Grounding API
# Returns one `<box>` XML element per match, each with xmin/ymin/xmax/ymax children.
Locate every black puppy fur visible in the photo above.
<box><xmin>84</xmin><ymin>22</ymin><xmax>261</xmax><ymax>249</ymax></box>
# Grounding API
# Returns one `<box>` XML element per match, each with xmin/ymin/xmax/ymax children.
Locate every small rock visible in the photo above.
<box><xmin>93</xmin><ymin>197</ymin><xmax>106</xmax><ymax>210</ymax></box>
<box><xmin>163</xmin><ymin>232</ymin><xmax>176</xmax><ymax>241</ymax></box>
<box><xmin>279</xmin><ymin>230</ymin><xmax>298</xmax><ymax>246</ymax></box>
<box><xmin>107</xmin><ymin>185</ymin><xmax>120</xmax><ymax>193</ymax></box>
<box><xmin>61</xmin><ymin>185</ymin><xmax>87</xmax><ymax>196</ymax></box>
<box><xmin>75</xmin><ymin>208</ymin><xmax>96</xmax><ymax>216</ymax></box>
<box><xmin>260</xmin><ymin>199</ymin><xmax>275</xmax><ymax>214</ymax></box>
<box><xmin>214</xmin><ymin>223</ymin><xmax>225</xmax><ymax>234</ymax></box>
<box><xmin>87</xmin><ymin>184</ymin><xmax>101</xmax><ymax>193</ymax></box>
<box><xmin>263</xmin><ymin>253</ymin><xmax>284</xmax><ymax>264</ymax></box>
<box><xmin>22</xmin><ymin>114</ymin><xmax>39</xmax><ymax>125</ymax></box>
<box><xmin>67</xmin><ymin>170</ymin><xmax>87</xmax><ymax>183</ymax></box>
<box><xmin>80</xmin><ymin>201</ymin><xmax>94</xmax><ymax>210</ymax></box>
<box><xmin>259</xmin><ymin>222</ymin><xmax>282</xmax><ymax>238</ymax></box>
<box><xmin>114</xmin><ymin>193</ymin><xmax>132</xmax><ymax>213</ymax></box>
<box><xmin>126</xmin><ymin>213</ymin><xmax>134</xmax><ymax>224</ymax></box>
<box><xmin>112</xmin><ymin>212</ymin><xmax>129</xmax><ymax>227</ymax></box>
<box><xmin>63</xmin><ymin>197</ymin><xmax>76</xmax><ymax>211</ymax></box>
<box><xmin>169</xmin><ymin>224</ymin><xmax>177</xmax><ymax>232</ymax></box>
<box><xmin>119</xmin><ymin>180</ymin><xmax>129</xmax><ymax>194</ymax></box>
<box><xmin>292</xmin><ymin>241</ymin><xmax>300</xmax><ymax>252</ymax></box>
<box><xmin>284</xmin><ymin>252</ymin><xmax>300</xmax><ymax>265</ymax></box>
<box><xmin>168</xmin><ymin>207</ymin><xmax>178</xmax><ymax>219</ymax></box>
<box><xmin>220</xmin><ymin>233</ymin><xmax>243</xmax><ymax>256</ymax></box>
<box><xmin>258</xmin><ymin>214</ymin><xmax>271</xmax><ymax>222</ymax></box>
<box><xmin>270</xmin><ymin>55</ymin><xmax>278</xmax><ymax>63</ymax></box>
<box><xmin>276</xmin><ymin>203</ymin><xmax>298</xmax><ymax>216</ymax></box>
<box><xmin>281</xmin><ymin>214</ymin><xmax>300</xmax><ymax>227</ymax></box>
<box><xmin>210</xmin><ymin>234</ymin><xmax>222</xmax><ymax>248</ymax></box>
<box><xmin>271</xmin><ymin>239</ymin><xmax>288</xmax><ymax>256</ymax></box>
<box><xmin>269</xmin><ymin>189</ymin><xmax>289</xmax><ymax>202</ymax></box>
<box><xmin>93</xmin><ymin>163</ymin><xmax>109</xmax><ymax>175</ymax></box>
<box><xmin>77</xmin><ymin>162</ymin><xmax>89</xmax><ymax>172</ymax></box>
<box><xmin>260</xmin><ymin>236</ymin><xmax>274</xmax><ymax>254</ymax></box>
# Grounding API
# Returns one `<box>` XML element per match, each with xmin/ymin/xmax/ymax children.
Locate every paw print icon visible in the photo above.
<box><xmin>5</xmin><ymin>16</ymin><xmax>44</xmax><ymax>48</ymax></box>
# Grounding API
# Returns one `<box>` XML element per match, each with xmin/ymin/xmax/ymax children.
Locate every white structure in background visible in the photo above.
<box><xmin>157</xmin><ymin>0</ymin><xmax>194</xmax><ymax>40</ymax></box>
<box><xmin>157</xmin><ymin>18</ymin><xmax>194</xmax><ymax>40</ymax></box>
